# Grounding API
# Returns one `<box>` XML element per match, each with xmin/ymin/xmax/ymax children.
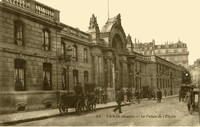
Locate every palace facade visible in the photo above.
<box><xmin>0</xmin><ymin>0</ymin><xmax>184</xmax><ymax>113</ymax></box>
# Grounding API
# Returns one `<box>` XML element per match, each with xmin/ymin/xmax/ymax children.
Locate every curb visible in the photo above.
<box><xmin>1</xmin><ymin>103</ymin><xmax>125</xmax><ymax>126</ymax></box>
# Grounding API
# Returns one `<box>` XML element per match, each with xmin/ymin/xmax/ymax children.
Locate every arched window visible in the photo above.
<box><xmin>72</xmin><ymin>45</ymin><xmax>78</xmax><ymax>61</ymax></box>
<box><xmin>14</xmin><ymin>19</ymin><xmax>25</xmax><ymax>46</ymax></box>
<box><xmin>14</xmin><ymin>59</ymin><xmax>26</xmax><ymax>91</ymax></box>
<box><xmin>83</xmin><ymin>48</ymin><xmax>88</xmax><ymax>63</ymax></box>
<box><xmin>43</xmin><ymin>28</ymin><xmax>50</xmax><ymax>51</ymax></box>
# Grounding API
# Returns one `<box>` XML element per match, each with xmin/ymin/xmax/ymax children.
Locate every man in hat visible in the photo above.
<box><xmin>113</xmin><ymin>88</ymin><xmax>123</xmax><ymax>113</ymax></box>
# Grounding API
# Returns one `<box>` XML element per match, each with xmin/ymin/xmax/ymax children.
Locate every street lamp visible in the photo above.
<box><xmin>129</xmin><ymin>72</ymin><xmax>133</xmax><ymax>87</ymax></box>
<box><xmin>129</xmin><ymin>72</ymin><xmax>133</xmax><ymax>94</ymax></box>
<box><xmin>65</xmin><ymin>46</ymin><xmax>72</xmax><ymax>93</ymax></box>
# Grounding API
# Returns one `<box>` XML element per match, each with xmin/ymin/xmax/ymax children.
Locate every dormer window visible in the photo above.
<box><xmin>43</xmin><ymin>28</ymin><xmax>50</xmax><ymax>51</ymax></box>
<box><xmin>14</xmin><ymin>20</ymin><xmax>24</xmax><ymax>46</ymax></box>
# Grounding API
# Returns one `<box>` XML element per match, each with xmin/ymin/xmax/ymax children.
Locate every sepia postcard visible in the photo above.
<box><xmin>0</xmin><ymin>0</ymin><xmax>200</xmax><ymax>126</ymax></box>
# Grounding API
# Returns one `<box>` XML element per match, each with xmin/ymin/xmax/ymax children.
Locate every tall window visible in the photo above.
<box><xmin>84</xmin><ymin>71</ymin><xmax>88</xmax><ymax>87</ymax></box>
<box><xmin>14</xmin><ymin>20</ymin><xmax>24</xmax><ymax>46</ymax></box>
<box><xmin>83</xmin><ymin>48</ymin><xmax>88</xmax><ymax>63</ymax></box>
<box><xmin>61</xmin><ymin>42</ymin><xmax>66</xmax><ymax>57</ymax></box>
<box><xmin>73</xmin><ymin>70</ymin><xmax>78</xmax><ymax>86</ymax></box>
<box><xmin>14</xmin><ymin>59</ymin><xmax>26</xmax><ymax>91</ymax></box>
<box><xmin>62</xmin><ymin>68</ymin><xmax>67</xmax><ymax>90</ymax></box>
<box><xmin>72</xmin><ymin>45</ymin><xmax>78</xmax><ymax>61</ymax></box>
<box><xmin>43</xmin><ymin>29</ymin><xmax>50</xmax><ymax>51</ymax></box>
<box><xmin>43</xmin><ymin>63</ymin><xmax>52</xmax><ymax>90</ymax></box>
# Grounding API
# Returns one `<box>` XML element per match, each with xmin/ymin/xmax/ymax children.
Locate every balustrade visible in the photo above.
<box><xmin>2</xmin><ymin>0</ymin><xmax>59</xmax><ymax>20</ymax></box>
<box><xmin>3</xmin><ymin>0</ymin><xmax>30</xmax><ymax>9</ymax></box>
<box><xmin>35</xmin><ymin>4</ymin><xmax>54</xmax><ymax>19</ymax></box>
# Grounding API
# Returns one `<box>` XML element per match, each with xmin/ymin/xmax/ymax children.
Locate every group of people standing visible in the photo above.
<box><xmin>113</xmin><ymin>88</ymin><xmax>164</xmax><ymax>113</ymax></box>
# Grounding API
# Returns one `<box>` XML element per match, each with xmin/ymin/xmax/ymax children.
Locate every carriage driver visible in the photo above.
<box><xmin>74</xmin><ymin>83</ymin><xmax>87</xmax><ymax>106</ymax></box>
<box><xmin>74</xmin><ymin>83</ymin><xmax>84</xmax><ymax>95</ymax></box>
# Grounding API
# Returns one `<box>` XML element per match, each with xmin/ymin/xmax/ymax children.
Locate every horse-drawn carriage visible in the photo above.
<box><xmin>58</xmin><ymin>83</ymin><xmax>96</xmax><ymax>115</ymax></box>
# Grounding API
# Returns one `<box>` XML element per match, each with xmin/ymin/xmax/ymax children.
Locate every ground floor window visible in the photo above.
<box><xmin>14</xmin><ymin>59</ymin><xmax>26</xmax><ymax>91</ymax></box>
<box><xmin>43</xmin><ymin>63</ymin><xmax>52</xmax><ymax>90</ymax></box>
<box><xmin>84</xmin><ymin>71</ymin><xmax>88</xmax><ymax>87</ymax></box>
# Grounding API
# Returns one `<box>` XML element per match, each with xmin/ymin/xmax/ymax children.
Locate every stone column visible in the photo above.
<box><xmin>123</xmin><ymin>61</ymin><xmax>128</xmax><ymax>88</ymax></box>
<box><xmin>93</xmin><ymin>54</ymin><xmax>98</xmax><ymax>87</ymax></box>
<box><xmin>107</xmin><ymin>58</ymin><xmax>111</xmax><ymax>87</ymax></box>
<box><xmin>120</xmin><ymin>57</ymin><xmax>128</xmax><ymax>88</ymax></box>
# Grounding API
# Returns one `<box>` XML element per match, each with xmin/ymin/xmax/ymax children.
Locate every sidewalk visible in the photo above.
<box><xmin>0</xmin><ymin>95</ymin><xmax>178</xmax><ymax>125</ymax></box>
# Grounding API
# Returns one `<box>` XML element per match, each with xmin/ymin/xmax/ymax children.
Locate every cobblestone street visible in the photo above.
<box><xmin>15</xmin><ymin>98</ymin><xmax>200</xmax><ymax>126</ymax></box>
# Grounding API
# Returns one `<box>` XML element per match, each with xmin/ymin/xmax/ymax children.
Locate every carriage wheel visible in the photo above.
<box><xmin>75</xmin><ymin>100</ymin><xmax>84</xmax><ymax>114</ymax></box>
<box><xmin>86</xmin><ymin>102</ymin><xmax>93</xmax><ymax>111</ymax></box>
<box><xmin>87</xmin><ymin>99</ymin><xmax>96</xmax><ymax>111</ymax></box>
<box><xmin>190</xmin><ymin>105</ymin><xmax>193</xmax><ymax>115</ymax></box>
<box><xmin>59</xmin><ymin>101</ymin><xmax>67</xmax><ymax>114</ymax></box>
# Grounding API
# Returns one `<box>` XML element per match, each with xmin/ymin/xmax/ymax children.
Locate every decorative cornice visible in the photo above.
<box><xmin>1</xmin><ymin>47</ymin><xmax>57</xmax><ymax>60</ymax></box>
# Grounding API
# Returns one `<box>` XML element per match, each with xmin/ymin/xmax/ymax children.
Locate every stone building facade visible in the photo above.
<box><xmin>133</xmin><ymin>39</ymin><xmax>189</xmax><ymax>68</ymax></box>
<box><xmin>189</xmin><ymin>59</ymin><xmax>200</xmax><ymax>87</ymax></box>
<box><xmin>0</xmin><ymin>0</ymin><xmax>183</xmax><ymax>113</ymax></box>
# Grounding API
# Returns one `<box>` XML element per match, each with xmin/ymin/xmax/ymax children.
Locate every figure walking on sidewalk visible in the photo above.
<box><xmin>135</xmin><ymin>89</ymin><xmax>140</xmax><ymax>104</ymax></box>
<box><xmin>157</xmin><ymin>89</ymin><xmax>162</xmax><ymax>103</ymax></box>
<box><xmin>185</xmin><ymin>89</ymin><xmax>194</xmax><ymax>114</ymax></box>
<box><xmin>113</xmin><ymin>88</ymin><xmax>123</xmax><ymax>113</ymax></box>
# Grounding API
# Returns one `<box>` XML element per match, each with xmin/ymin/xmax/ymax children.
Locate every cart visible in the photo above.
<box><xmin>58</xmin><ymin>92</ymin><xmax>84</xmax><ymax>115</ymax></box>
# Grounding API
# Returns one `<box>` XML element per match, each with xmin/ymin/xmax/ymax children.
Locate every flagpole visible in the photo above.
<box><xmin>108</xmin><ymin>0</ymin><xmax>109</xmax><ymax>19</ymax></box>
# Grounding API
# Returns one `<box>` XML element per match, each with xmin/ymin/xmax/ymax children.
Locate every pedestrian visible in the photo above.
<box><xmin>135</xmin><ymin>89</ymin><xmax>140</xmax><ymax>104</ymax></box>
<box><xmin>102</xmin><ymin>89</ymin><xmax>107</xmax><ymax>104</ymax></box>
<box><xmin>179</xmin><ymin>89</ymin><xmax>181</xmax><ymax>102</ymax></box>
<box><xmin>148</xmin><ymin>89</ymin><xmax>152</xmax><ymax>100</ymax></box>
<box><xmin>152</xmin><ymin>90</ymin><xmax>156</xmax><ymax>100</ymax></box>
<box><xmin>94</xmin><ymin>88</ymin><xmax>100</xmax><ymax>104</ymax></box>
<box><xmin>126</xmin><ymin>88</ymin><xmax>132</xmax><ymax>102</ymax></box>
<box><xmin>181</xmin><ymin>90</ymin><xmax>185</xmax><ymax>101</ymax></box>
<box><xmin>113</xmin><ymin>88</ymin><xmax>123</xmax><ymax>113</ymax></box>
<box><xmin>170</xmin><ymin>90</ymin><xmax>173</xmax><ymax>95</ymax></box>
<box><xmin>140</xmin><ymin>89</ymin><xmax>143</xmax><ymax>99</ymax></box>
<box><xmin>122</xmin><ymin>89</ymin><xmax>125</xmax><ymax>102</ymax></box>
<box><xmin>185</xmin><ymin>89</ymin><xmax>193</xmax><ymax>114</ymax></box>
<box><xmin>164</xmin><ymin>89</ymin><xmax>167</xmax><ymax>97</ymax></box>
<box><xmin>157</xmin><ymin>89</ymin><xmax>162</xmax><ymax>103</ymax></box>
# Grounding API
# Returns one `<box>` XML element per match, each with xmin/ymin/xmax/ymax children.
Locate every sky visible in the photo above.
<box><xmin>38</xmin><ymin>0</ymin><xmax>200</xmax><ymax>65</ymax></box>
